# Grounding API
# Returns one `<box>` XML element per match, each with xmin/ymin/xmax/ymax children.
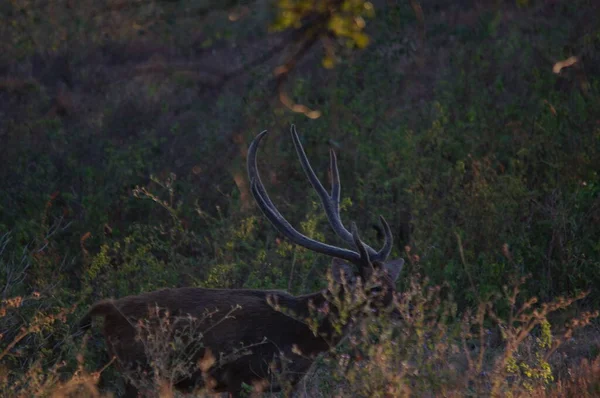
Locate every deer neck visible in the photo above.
<box><xmin>295</xmin><ymin>288</ymin><xmax>355</xmax><ymax>346</ymax></box>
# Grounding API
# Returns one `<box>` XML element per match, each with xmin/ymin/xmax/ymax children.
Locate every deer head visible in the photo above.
<box><xmin>248</xmin><ymin>126</ymin><xmax>403</xmax><ymax>306</ymax></box>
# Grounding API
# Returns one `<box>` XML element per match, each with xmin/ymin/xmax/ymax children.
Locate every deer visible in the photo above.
<box><xmin>80</xmin><ymin>126</ymin><xmax>404</xmax><ymax>397</ymax></box>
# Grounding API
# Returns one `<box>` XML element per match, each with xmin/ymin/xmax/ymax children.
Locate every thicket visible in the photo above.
<box><xmin>0</xmin><ymin>0</ymin><xmax>599</xmax><ymax>396</ymax></box>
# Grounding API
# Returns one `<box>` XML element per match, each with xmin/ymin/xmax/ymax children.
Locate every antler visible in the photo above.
<box><xmin>247</xmin><ymin>126</ymin><xmax>393</xmax><ymax>268</ymax></box>
<box><xmin>289</xmin><ymin>125</ymin><xmax>392</xmax><ymax>262</ymax></box>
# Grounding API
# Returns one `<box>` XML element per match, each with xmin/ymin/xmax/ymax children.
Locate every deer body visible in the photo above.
<box><xmin>82</xmin><ymin>126</ymin><xmax>403</xmax><ymax>397</ymax></box>
<box><xmin>82</xmin><ymin>287</ymin><xmax>333</xmax><ymax>394</ymax></box>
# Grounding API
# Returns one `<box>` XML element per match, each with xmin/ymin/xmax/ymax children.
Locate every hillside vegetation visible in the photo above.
<box><xmin>1</xmin><ymin>0</ymin><xmax>599</xmax><ymax>396</ymax></box>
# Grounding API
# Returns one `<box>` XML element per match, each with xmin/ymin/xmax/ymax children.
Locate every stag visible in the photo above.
<box><xmin>80</xmin><ymin>126</ymin><xmax>404</xmax><ymax>397</ymax></box>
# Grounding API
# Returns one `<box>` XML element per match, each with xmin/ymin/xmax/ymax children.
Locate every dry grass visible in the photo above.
<box><xmin>293</xmin><ymin>276</ymin><xmax>599</xmax><ymax>398</ymax></box>
<box><xmin>1</xmin><ymin>274</ymin><xmax>598</xmax><ymax>397</ymax></box>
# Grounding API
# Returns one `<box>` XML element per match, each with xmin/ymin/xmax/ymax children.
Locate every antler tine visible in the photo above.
<box><xmin>350</xmin><ymin>222</ymin><xmax>371</xmax><ymax>270</ymax></box>
<box><xmin>372</xmin><ymin>216</ymin><xmax>393</xmax><ymax>262</ymax></box>
<box><xmin>290</xmin><ymin>125</ymin><xmax>380</xmax><ymax>256</ymax></box>
<box><xmin>248</xmin><ymin>131</ymin><xmax>362</xmax><ymax>265</ymax></box>
<box><xmin>247</xmin><ymin>131</ymin><xmax>283</xmax><ymax>218</ymax></box>
<box><xmin>328</xmin><ymin>138</ymin><xmax>392</xmax><ymax>263</ymax></box>
<box><xmin>329</xmin><ymin>148</ymin><xmax>341</xmax><ymax>206</ymax></box>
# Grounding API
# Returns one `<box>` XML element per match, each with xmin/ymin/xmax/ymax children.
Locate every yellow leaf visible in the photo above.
<box><xmin>353</xmin><ymin>32</ymin><xmax>370</xmax><ymax>49</ymax></box>
<box><xmin>322</xmin><ymin>56</ymin><xmax>335</xmax><ymax>69</ymax></box>
<box><xmin>364</xmin><ymin>2</ymin><xmax>375</xmax><ymax>18</ymax></box>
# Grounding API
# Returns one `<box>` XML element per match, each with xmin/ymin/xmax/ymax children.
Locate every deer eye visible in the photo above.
<box><xmin>370</xmin><ymin>286</ymin><xmax>383</xmax><ymax>295</ymax></box>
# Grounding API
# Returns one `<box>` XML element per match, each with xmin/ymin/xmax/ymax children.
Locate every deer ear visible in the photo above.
<box><xmin>331</xmin><ymin>258</ymin><xmax>355</xmax><ymax>284</ymax></box>
<box><xmin>383</xmin><ymin>258</ymin><xmax>404</xmax><ymax>282</ymax></box>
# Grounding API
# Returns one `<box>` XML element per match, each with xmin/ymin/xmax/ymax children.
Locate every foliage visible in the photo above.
<box><xmin>0</xmin><ymin>0</ymin><xmax>599</xmax><ymax>396</ymax></box>
<box><xmin>272</xmin><ymin>0</ymin><xmax>376</xmax><ymax>68</ymax></box>
<box><xmin>296</xmin><ymin>276</ymin><xmax>597</xmax><ymax>397</ymax></box>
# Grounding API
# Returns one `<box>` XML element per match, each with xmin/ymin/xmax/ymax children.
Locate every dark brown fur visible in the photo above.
<box><xmin>80</xmin><ymin>286</ymin><xmax>344</xmax><ymax>395</ymax></box>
